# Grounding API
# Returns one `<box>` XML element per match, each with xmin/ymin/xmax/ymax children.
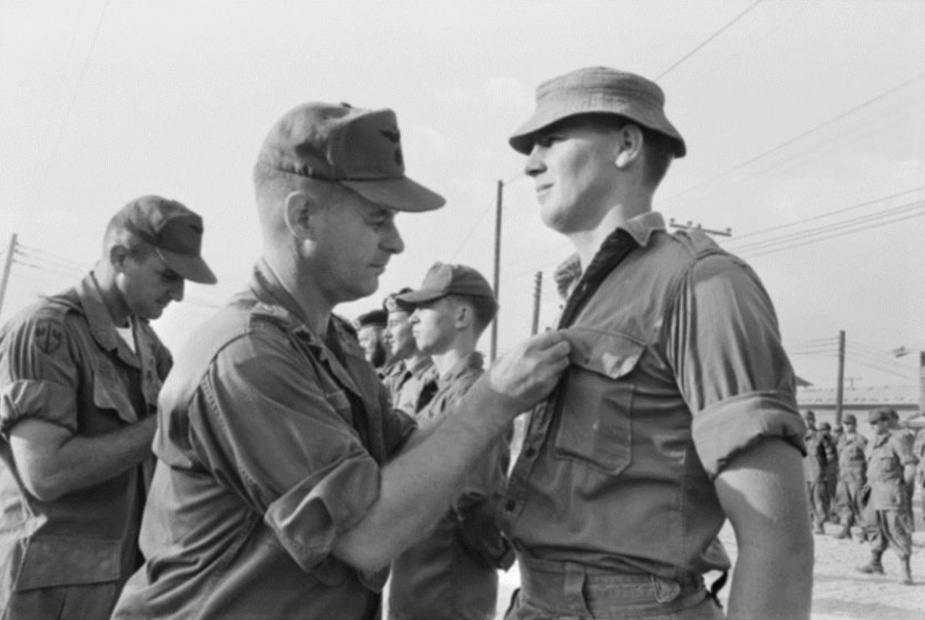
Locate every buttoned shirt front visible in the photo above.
<box><xmin>837</xmin><ymin>432</ymin><xmax>867</xmax><ymax>482</ymax></box>
<box><xmin>0</xmin><ymin>273</ymin><xmax>169</xmax><ymax>617</ymax></box>
<box><xmin>384</xmin><ymin>355</ymin><xmax>438</xmax><ymax>416</ymax></box>
<box><xmin>867</xmin><ymin>430</ymin><xmax>916</xmax><ymax>510</ymax></box>
<box><xmin>389</xmin><ymin>352</ymin><xmax>512</xmax><ymax>620</ymax></box>
<box><xmin>112</xmin><ymin>260</ymin><xmax>416</xmax><ymax>620</ymax></box>
<box><xmin>502</xmin><ymin>212</ymin><xmax>806</xmax><ymax>583</ymax></box>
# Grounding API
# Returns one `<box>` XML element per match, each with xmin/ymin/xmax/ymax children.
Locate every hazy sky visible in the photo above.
<box><xmin>2</xmin><ymin>0</ymin><xmax>923</xmax><ymax>388</ymax></box>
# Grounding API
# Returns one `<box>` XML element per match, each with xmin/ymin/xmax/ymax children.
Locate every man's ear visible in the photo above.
<box><xmin>455</xmin><ymin>302</ymin><xmax>473</xmax><ymax>331</ymax></box>
<box><xmin>283</xmin><ymin>190</ymin><xmax>323</xmax><ymax>240</ymax></box>
<box><xmin>614</xmin><ymin>124</ymin><xmax>645</xmax><ymax>169</ymax></box>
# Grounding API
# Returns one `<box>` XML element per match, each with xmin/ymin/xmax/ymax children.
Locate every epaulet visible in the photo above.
<box><xmin>670</xmin><ymin>227</ymin><xmax>725</xmax><ymax>259</ymax></box>
<box><xmin>250</xmin><ymin>302</ymin><xmax>301</xmax><ymax>331</ymax></box>
<box><xmin>32</xmin><ymin>290</ymin><xmax>81</xmax><ymax>321</ymax></box>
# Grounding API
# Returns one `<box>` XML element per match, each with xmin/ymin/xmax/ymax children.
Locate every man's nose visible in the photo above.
<box><xmin>169</xmin><ymin>279</ymin><xmax>185</xmax><ymax>302</ymax></box>
<box><xmin>382</xmin><ymin>220</ymin><xmax>404</xmax><ymax>254</ymax></box>
<box><xmin>525</xmin><ymin>144</ymin><xmax>546</xmax><ymax>177</ymax></box>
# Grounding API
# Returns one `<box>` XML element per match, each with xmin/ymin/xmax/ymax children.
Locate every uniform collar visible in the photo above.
<box><xmin>76</xmin><ymin>273</ymin><xmax>124</xmax><ymax>352</ymax></box>
<box><xmin>616</xmin><ymin>211</ymin><xmax>665</xmax><ymax>248</ymax></box>
<box><xmin>438</xmin><ymin>351</ymin><xmax>483</xmax><ymax>388</ymax></box>
<box><xmin>248</xmin><ymin>258</ymin><xmax>368</xmax><ymax>389</ymax></box>
<box><xmin>407</xmin><ymin>355</ymin><xmax>434</xmax><ymax>378</ymax></box>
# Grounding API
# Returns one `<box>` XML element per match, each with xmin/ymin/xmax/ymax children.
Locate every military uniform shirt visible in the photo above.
<box><xmin>0</xmin><ymin>273</ymin><xmax>170</xmax><ymax>619</ymax></box>
<box><xmin>502</xmin><ymin>212</ymin><xmax>806</xmax><ymax>583</ymax></box>
<box><xmin>389</xmin><ymin>352</ymin><xmax>512</xmax><ymax>620</ymax></box>
<box><xmin>112</xmin><ymin>260</ymin><xmax>416</xmax><ymax>620</ymax></box>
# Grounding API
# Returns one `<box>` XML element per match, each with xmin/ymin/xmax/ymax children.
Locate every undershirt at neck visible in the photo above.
<box><xmin>116</xmin><ymin>324</ymin><xmax>136</xmax><ymax>353</ymax></box>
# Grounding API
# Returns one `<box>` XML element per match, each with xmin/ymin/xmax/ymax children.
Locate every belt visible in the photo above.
<box><xmin>516</xmin><ymin>555</ymin><xmax>709</xmax><ymax>619</ymax></box>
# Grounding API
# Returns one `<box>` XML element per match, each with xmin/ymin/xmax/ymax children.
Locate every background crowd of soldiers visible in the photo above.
<box><xmin>803</xmin><ymin>408</ymin><xmax>924</xmax><ymax>585</ymax></box>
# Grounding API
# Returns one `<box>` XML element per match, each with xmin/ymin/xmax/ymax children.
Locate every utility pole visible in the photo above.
<box><xmin>835</xmin><ymin>330</ymin><xmax>846</xmax><ymax>426</ymax></box>
<box><xmin>0</xmin><ymin>233</ymin><xmax>18</xmax><ymax>319</ymax></box>
<box><xmin>490</xmin><ymin>180</ymin><xmax>503</xmax><ymax>362</ymax></box>
<box><xmin>919</xmin><ymin>352</ymin><xmax>925</xmax><ymax>416</ymax></box>
<box><xmin>530</xmin><ymin>271</ymin><xmax>543</xmax><ymax>335</ymax></box>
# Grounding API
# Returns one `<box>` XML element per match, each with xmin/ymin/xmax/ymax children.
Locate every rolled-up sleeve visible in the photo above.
<box><xmin>188</xmin><ymin>325</ymin><xmax>384</xmax><ymax>571</ymax></box>
<box><xmin>0</xmin><ymin>314</ymin><xmax>79</xmax><ymax>436</ymax></box>
<box><xmin>667</xmin><ymin>254</ymin><xmax>806</xmax><ymax>478</ymax></box>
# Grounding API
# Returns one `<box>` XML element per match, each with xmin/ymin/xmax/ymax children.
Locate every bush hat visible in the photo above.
<box><xmin>509</xmin><ymin>66</ymin><xmax>686</xmax><ymax>157</ymax></box>
<box><xmin>111</xmin><ymin>195</ymin><xmax>217</xmax><ymax>284</ymax></box>
<box><xmin>257</xmin><ymin>102</ymin><xmax>445</xmax><ymax>213</ymax></box>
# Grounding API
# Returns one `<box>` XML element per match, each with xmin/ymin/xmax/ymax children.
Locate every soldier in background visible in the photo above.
<box><xmin>381</xmin><ymin>289</ymin><xmax>438</xmax><ymax>415</ymax></box>
<box><xmin>804</xmin><ymin>411</ymin><xmax>830</xmax><ymax>534</ymax></box>
<box><xmin>834</xmin><ymin>414</ymin><xmax>867</xmax><ymax>540</ymax></box>
<box><xmin>818</xmin><ymin>422</ymin><xmax>840</xmax><ymax>524</ymax></box>
<box><xmin>356</xmin><ymin>309</ymin><xmax>390</xmax><ymax>373</ymax></box>
<box><xmin>857</xmin><ymin>407</ymin><xmax>916</xmax><ymax>585</ymax></box>
<box><xmin>0</xmin><ymin>196</ymin><xmax>216</xmax><ymax>619</ymax></box>
<box><xmin>388</xmin><ymin>262</ymin><xmax>512</xmax><ymax>620</ymax></box>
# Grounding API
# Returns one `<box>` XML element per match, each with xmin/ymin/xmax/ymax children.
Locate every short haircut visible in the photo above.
<box><xmin>103</xmin><ymin>216</ymin><xmax>154</xmax><ymax>261</ymax></box>
<box><xmin>554</xmin><ymin>113</ymin><xmax>675</xmax><ymax>188</ymax></box>
<box><xmin>447</xmin><ymin>293</ymin><xmax>497</xmax><ymax>337</ymax></box>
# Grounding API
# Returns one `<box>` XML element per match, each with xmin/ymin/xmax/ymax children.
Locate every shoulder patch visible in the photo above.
<box><xmin>33</xmin><ymin>317</ymin><xmax>64</xmax><ymax>354</ymax></box>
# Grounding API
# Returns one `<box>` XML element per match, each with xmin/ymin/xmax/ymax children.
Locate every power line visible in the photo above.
<box><xmin>846</xmin><ymin>357</ymin><xmax>916</xmax><ymax>381</ymax></box>
<box><xmin>659</xmin><ymin>71</ymin><xmax>925</xmax><ymax>206</ymax></box>
<box><xmin>742</xmin><ymin>203</ymin><xmax>925</xmax><ymax>259</ymax></box>
<box><xmin>730</xmin><ymin>185</ymin><xmax>925</xmax><ymax>242</ymax></box>
<box><xmin>35</xmin><ymin>0</ymin><xmax>109</xmax><ymax>207</ymax></box>
<box><xmin>448</xmin><ymin>173</ymin><xmax>524</xmax><ymax>262</ymax></box>
<box><xmin>731</xmin><ymin>198</ymin><xmax>925</xmax><ymax>254</ymax></box>
<box><xmin>655</xmin><ymin>0</ymin><xmax>765</xmax><ymax>81</ymax></box>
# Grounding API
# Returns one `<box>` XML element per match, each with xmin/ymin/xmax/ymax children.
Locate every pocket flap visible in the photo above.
<box><xmin>14</xmin><ymin>536</ymin><xmax>121</xmax><ymax>591</ymax></box>
<box><xmin>92</xmin><ymin>362</ymin><xmax>139</xmax><ymax>424</ymax></box>
<box><xmin>562</xmin><ymin>327</ymin><xmax>645</xmax><ymax>379</ymax></box>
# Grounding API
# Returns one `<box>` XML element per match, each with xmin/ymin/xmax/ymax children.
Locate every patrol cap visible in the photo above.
<box><xmin>819</xmin><ymin>422</ymin><xmax>831</xmax><ymax>431</ymax></box>
<box><xmin>868</xmin><ymin>407</ymin><xmax>894</xmax><ymax>423</ymax></box>
<box><xmin>397</xmin><ymin>262</ymin><xmax>496</xmax><ymax>308</ymax></box>
<box><xmin>110</xmin><ymin>195</ymin><xmax>217</xmax><ymax>284</ymax></box>
<box><xmin>257</xmin><ymin>102</ymin><xmax>445</xmax><ymax>213</ymax></box>
<box><xmin>509</xmin><ymin>66</ymin><xmax>686</xmax><ymax>157</ymax></box>
<box><xmin>843</xmin><ymin>414</ymin><xmax>857</xmax><ymax>425</ymax></box>
<box><xmin>356</xmin><ymin>309</ymin><xmax>387</xmax><ymax>329</ymax></box>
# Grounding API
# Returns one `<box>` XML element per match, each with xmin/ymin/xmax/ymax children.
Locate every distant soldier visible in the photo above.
<box><xmin>834</xmin><ymin>414</ymin><xmax>867</xmax><ymax>540</ymax></box>
<box><xmin>915</xmin><ymin>428</ymin><xmax>925</xmax><ymax>529</ymax></box>
<box><xmin>381</xmin><ymin>289</ymin><xmax>438</xmax><ymax>415</ymax></box>
<box><xmin>819</xmin><ymin>422</ymin><xmax>839</xmax><ymax>523</ymax></box>
<box><xmin>388</xmin><ymin>262</ymin><xmax>512</xmax><ymax>620</ymax></box>
<box><xmin>803</xmin><ymin>411</ymin><xmax>830</xmax><ymax>534</ymax></box>
<box><xmin>886</xmin><ymin>408</ymin><xmax>918</xmax><ymax>522</ymax></box>
<box><xmin>355</xmin><ymin>309</ymin><xmax>390</xmax><ymax>372</ymax></box>
<box><xmin>857</xmin><ymin>408</ymin><xmax>916</xmax><ymax>585</ymax></box>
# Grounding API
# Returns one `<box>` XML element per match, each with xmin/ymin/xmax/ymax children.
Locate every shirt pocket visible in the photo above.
<box><xmin>553</xmin><ymin>328</ymin><xmax>645</xmax><ymax>475</ymax></box>
<box><xmin>13</xmin><ymin>536</ymin><xmax>121</xmax><ymax>590</ymax></box>
<box><xmin>91</xmin><ymin>359</ymin><xmax>139</xmax><ymax>424</ymax></box>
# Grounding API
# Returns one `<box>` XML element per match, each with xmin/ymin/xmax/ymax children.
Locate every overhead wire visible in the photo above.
<box><xmin>731</xmin><ymin>197</ymin><xmax>925</xmax><ymax>254</ymax></box>
<box><xmin>659</xmin><ymin>71</ymin><xmax>925</xmax><ymax>207</ymax></box>
<box><xmin>35</xmin><ymin>0</ymin><xmax>110</xmax><ymax>208</ymax></box>
<box><xmin>729</xmin><ymin>185</ymin><xmax>925</xmax><ymax>242</ymax></box>
<box><xmin>448</xmin><ymin>172</ymin><xmax>523</xmax><ymax>262</ymax></box>
<box><xmin>654</xmin><ymin>0</ymin><xmax>765</xmax><ymax>82</ymax></box>
<box><xmin>741</xmin><ymin>203</ymin><xmax>925</xmax><ymax>259</ymax></box>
